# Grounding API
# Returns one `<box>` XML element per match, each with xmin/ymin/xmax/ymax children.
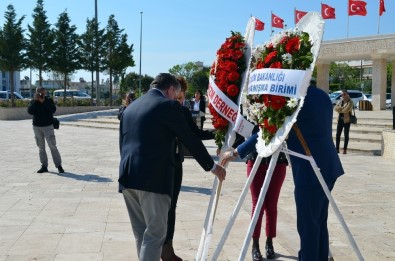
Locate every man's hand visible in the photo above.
<box><xmin>219</xmin><ymin>150</ymin><xmax>236</xmax><ymax>167</ymax></box>
<box><xmin>34</xmin><ymin>93</ymin><xmax>45</xmax><ymax>103</ymax></box>
<box><xmin>211</xmin><ymin>163</ymin><xmax>226</xmax><ymax>182</ymax></box>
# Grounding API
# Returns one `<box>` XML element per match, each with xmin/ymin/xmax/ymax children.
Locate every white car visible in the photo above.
<box><xmin>0</xmin><ymin>91</ymin><xmax>25</xmax><ymax>100</ymax></box>
<box><xmin>53</xmin><ymin>89</ymin><xmax>91</xmax><ymax>101</ymax></box>
<box><xmin>329</xmin><ymin>90</ymin><xmax>367</xmax><ymax>107</ymax></box>
<box><xmin>386</xmin><ymin>93</ymin><xmax>392</xmax><ymax>109</ymax></box>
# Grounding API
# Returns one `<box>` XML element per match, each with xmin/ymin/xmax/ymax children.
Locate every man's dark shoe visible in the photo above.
<box><xmin>37</xmin><ymin>166</ymin><xmax>48</xmax><ymax>173</ymax></box>
<box><xmin>265</xmin><ymin>244</ymin><xmax>276</xmax><ymax>259</ymax></box>
<box><xmin>252</xmin><ymin>247</ymin><xmax>264</xmax><ymax>261</ymax></box>
<box><xmin>57</xmin><ymin>166</ymin><xmax>65</xmax><ymax>174</ymax></box>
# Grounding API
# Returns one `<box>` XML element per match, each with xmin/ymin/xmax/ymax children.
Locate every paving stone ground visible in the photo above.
<box><xmin>0</xmin><ymin>110</ymin><xmax>394</xmax><ymax>261</ymax></box>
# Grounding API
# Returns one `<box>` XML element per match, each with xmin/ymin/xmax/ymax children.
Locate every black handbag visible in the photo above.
<box><xmin>53</xmin><ymin>117</ymin><xmax>60</xmax><ymax>129</ymax></box>
<box><xmin>350</xmin><ymin>107</ymin><xmax>357</xmax><ymax>124</ymax></box>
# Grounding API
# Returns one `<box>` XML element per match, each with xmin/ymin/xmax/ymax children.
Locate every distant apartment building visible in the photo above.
<box><xmin>1</xmin><ymin>71</ymin><xmax>21</xmax><ymax>92</ymax></box>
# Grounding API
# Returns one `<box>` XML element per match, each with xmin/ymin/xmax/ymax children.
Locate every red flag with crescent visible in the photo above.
<box><xmin>295</xmin><ymin>10</ymin><xmax>307</xmax><ymax>24</ymax></box>
<box><xmin>379</xmin><ymin>0</ymin><xmax>386</xmax><ymax>16</ymax></box>
<box><xmin>321</xmin><ymin>3</ymin><xmax>336</xmax><ymax>19</ymax></box>
<box><xmin>348</xmin><ymin>0</ymin><xmax>367</xmax><ymax>16</ymax></box>
<box><xmin>271</xmin><ymin>13</ymin><xmax>284</xmax><ymax>29</ymax></box>
<box><xmin>255</xmin><ymin>18</ymin><xmax>265</xmax><ymax>31</ymax></box>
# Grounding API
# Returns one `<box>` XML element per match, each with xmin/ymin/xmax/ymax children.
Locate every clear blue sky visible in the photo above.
<box><xmin>1</xmin><ymin>0</ymin><xmax>393</xmax><ymax>83</ymax></box>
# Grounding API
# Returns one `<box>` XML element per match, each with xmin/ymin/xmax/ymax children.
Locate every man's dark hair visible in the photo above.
<box><xmin>310</xmin><ymin>79</ymin><xmax>317</xmax><ymax>86</ymax></box>
<box><xmin>150</xmin><ymin>73</ymin><xmax>180</xmax><ymax>91</ymax></box>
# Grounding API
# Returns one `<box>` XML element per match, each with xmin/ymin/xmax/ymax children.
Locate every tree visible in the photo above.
<box><xmin>26</xmin><ymin>0</ymin><xmax>54</xmax><ymax>87</ymax></box>
<box><xmin>79</xmin><ymin>18</ymin><xmax>105</xmax><ymax>105</ymax></box>
<box><xmin>112</xmin><ymin>33</ymin><xmax>134</xmax><ymax>92</ymax></box>
<box><xmin>51</xmin><ymin>11</ymin><xmax>81</xmax><ymax>104</ymax></box>
<box><xmin>120</xmin><ymin>72</ymin><xmax>153</xmax><ymax>97</ymax></box>
<box><xmin>189</xmin><ymin>66</ymin><xmax>210</xmax><ymax>98</ymax></box>
<box><xmin>329</xmin><ymin>62</ymin><xmax>360</xmax><ymax>92</ymax></box>
<box><xmin>0</xmin><ymin>5</ymin><xmax>26</xmax><ymax>107</ymax></box>
<box><xmin>103</xmin><ymin>15</ymin><xmax>121</xmax><ymax>106</ymax></box>
<box><xmin>169</xmin><ymin>62</ymin><xmax>199</xmax><ymax>82</ymax></box>
<box><xmin>104</xmin><ymin>15</ymin><xmax>134</xmax><ymax>106</ymax></box>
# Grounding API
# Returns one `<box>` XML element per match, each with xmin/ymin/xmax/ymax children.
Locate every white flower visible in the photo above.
<box><xmin>287</xmin><ymin>98</ymin><xmax>299</xmax><ymax>108</ymax></box>
<box><xmin>281</xmin><ymin>53</ymin><xmax>292</xmax><ymax>64</ymax></box>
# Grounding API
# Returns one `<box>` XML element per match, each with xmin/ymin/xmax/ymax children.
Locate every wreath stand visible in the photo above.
<box><xmin>196</xmin><ymin>124</ymin><xmax>364</xmax><ymax>261</ymax></box>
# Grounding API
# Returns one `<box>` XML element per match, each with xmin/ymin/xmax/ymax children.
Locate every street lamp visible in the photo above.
<box><xmin>139</xmin><ymin>11</ymin><xmax>143</xmax><ymax>96</ymax></box>
<box><xmin>95</xmin><ymin>0</ymin><xmax>100</xmax><ymax>105</ymax></box>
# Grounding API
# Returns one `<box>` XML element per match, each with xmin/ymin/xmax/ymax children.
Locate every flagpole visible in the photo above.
<box><xmin>294</xmin><ymin>7</ymin><xmax>296</xmax><ymax>25</ymax></box>
<box><xmin>347</xmin><ymin>0</ymin><xmax>350</xmax><ymax>38</ymax></box>
<box><xmin>378</xmin><ymin>1</ymin><xmax>381</xmax><ymax>34</ymax></box>
<box><xmin>270</xmin><ymin>11</ymin><xmax>273</xmax><ymax>36</ymax></box>
<box><xmin>378</xmin><ymin>14</ymin><xmax>381</xmax><ymax>34</ymax></box>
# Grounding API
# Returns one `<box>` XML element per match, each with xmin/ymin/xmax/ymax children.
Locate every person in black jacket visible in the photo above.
<box><xmin>119</xmin><ymin>73</ymin><xmax>226</xmax><ymax>261</ymax></box>
<box><xmin>27</xmin><ymin>87</ymin><xmax>64</xmax><ymax>174</ymax></box>
<box><xmin>190</xmin><ymin>89</ymin><xmax>206</xmax><ymax>129</ymax></box>
<box><xmin>161</xmin><ymin>76</ymin><xmax>215</xmax><ymax>261</ymax></box>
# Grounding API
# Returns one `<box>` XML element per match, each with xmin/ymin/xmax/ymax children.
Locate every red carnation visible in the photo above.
<box><xmin>231</xmin><ymin>49</ymin><xmax>244</xmax><ymax>60</ymax></box>
<box><xmin>263</xmin><ymin>95</ymin><xmax>271</xmax><ymax>107</ymax></box>
<box><xmin>264</xmin><ymin>51</ymin><xmax>277</xmax><ymax>65</ymax></box>
<box><xmin>256</xmin><ymin>59</ymin><xmax>265</xmax><ymax>69</ymax></box>
<box><xmin>270</xmin><ymin>61</ymin><xmax>282</xmax><ymax>69</ymax></box>
<box><xmin>227</xmin><ymin>84</ymin><xmax>239</xmax><ymax>97</ymax></box>
<box><xmin>227</xmin><ymin>71</ymin><xmax>240</xmax><ymax>82</ymax></box>
<box><xmin>224</xmin><ymin>61</ymin><xmax>238</xmax><ymax>72</ymax></box>
<box><xmin>263</xmin><ymin>118</ymin><xmax>277</xmax><ymax>134</ymax></box>
<box><xmin>285</xmin><ymin>37</ymin><xmax>300</xmax><ymax>54</ymax></box>
<box><xmin>270</xmin><ymin>95</ymin><xmax>287</xmax><ymax>110</ymax></box>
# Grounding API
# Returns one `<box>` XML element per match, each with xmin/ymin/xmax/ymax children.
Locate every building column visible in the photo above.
<box><xmin>371</xmin><ymin>58</ymin><xmax>387</xmax><ymax>110</ymax></box>
<box><xmin>317</xmin><ymin>63</ymin><xmax>330</xmax><ymax>93</ymax></box>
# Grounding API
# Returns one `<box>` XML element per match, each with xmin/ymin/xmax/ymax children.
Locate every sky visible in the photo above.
<box><xmin>1</xmin><ymin>0</ymin><xmax>394</xmax><ymax>83</ymax></box>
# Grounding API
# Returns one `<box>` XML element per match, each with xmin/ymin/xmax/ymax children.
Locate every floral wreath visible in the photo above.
<box><xmin>246</xmin><ymin>29</ymin><xmax>313</xmax><ymax>145</ymax></box>
<box><xmin>208</xmin><ymin>31</ymin><xmax>246</xmax><ymax>148</ymax></box>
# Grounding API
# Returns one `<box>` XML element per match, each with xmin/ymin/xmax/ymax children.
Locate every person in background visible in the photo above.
<box><xmin>117</xmin><ymin>91</ymin><xmax>135</xmax><ymax>120</ymax></box>
<box><xmin>287</xmin><ymin>84</ymin><xmax>344</xmax><ymax>261</ymax></box>
<box><xmin>334</xmin><ymin>89</ymin><xmax>354</xmax><ymax>154</ymax></box>
<box><xmin>190</xmin><ymin>90</ymin><xmax>206</xmax><ymax>129</ymax></box>
<box><xmin>161</xmin><ymin>76</ymin><xmax>215</xmax><ymax>261</ymax></box>
<box><xmin>220</xmin><ymin>128</ymin><xmax>287</xmax><ymax>260</ymax></box>
<box><xmin>119</xmin><ymin>73</ymin><xmax>226</xmax><ymax>261</ymax></box>
<box><xmin>27</xmin><ymin>87</ymin><xmax>64</xmax><ymax>174</ymax></box>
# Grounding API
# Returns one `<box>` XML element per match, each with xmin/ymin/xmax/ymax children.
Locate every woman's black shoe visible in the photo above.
<box><xmin>265</xmin><ymin>244</ymin><xmax>276</xmax><ymax>259</ymax></box>
<box><xmin>252</xmin><ymin>247</ymin><xmax>264</xmax><ymax>261</ymax></box>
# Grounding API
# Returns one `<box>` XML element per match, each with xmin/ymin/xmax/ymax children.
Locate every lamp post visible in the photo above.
<box><xmin>139</xmin><ymin>11</ymin><xmax>143</xmax><ymax>96</ymax></box>
<box><xmin>95</xmin><ymin>0</ymin><xmax>100</xmax><ymax>106</ymax></box>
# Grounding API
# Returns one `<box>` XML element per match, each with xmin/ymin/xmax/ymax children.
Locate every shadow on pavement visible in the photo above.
<box><xmin>48</xmin><ymin>171</ymin><xmax>113</xmax><ymax>182</ymax></box>
<box><xmin>181</xmin><ymin>185</ymin><xmax>212</xmax><ymax>195</ymax></box>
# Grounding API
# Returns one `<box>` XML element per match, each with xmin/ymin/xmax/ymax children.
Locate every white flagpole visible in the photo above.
<box><xmin>347</xmin><ymin>0</ymin><xmax>350</xmax><ymax>37</ymax></box>
<box><xmin>378</xmin><ymin>0</ymin><xmax>381</xmax><ymax>34</ymax></box>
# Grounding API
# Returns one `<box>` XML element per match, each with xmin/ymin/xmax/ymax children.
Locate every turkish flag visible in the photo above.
<box><xmin>272</xmin><ymin>13</ymin><xmax>284</xmax><ymax>29</ymax></box>
<box><xmin>255</xmin><ymin>18</ymin><xmax>265</xmax><ymax>31</ymax></box>
<box><xmin>379</xmin><ymin>0</ymin><xmax>386</xmax><ymax>16</ymax></box>
<box><xmin>348</xmin><ymin>0</ymin><xmax>367</xmax><ymax>16</ymax></box>
<box><xmin>321</xmin><ymin>3</ymin><xmax>336</xmax><ymax>19</ymax></box>
<box><xmin>295</xmin><ymin>10</ymin><xmax>307</xmax><ymax>24</ymax></box>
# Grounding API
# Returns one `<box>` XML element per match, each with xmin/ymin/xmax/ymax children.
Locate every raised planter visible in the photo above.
<box><xmin>0</xmin><ymin>106</ymin><xmax>113</xmax><ymax>121</ymax></box>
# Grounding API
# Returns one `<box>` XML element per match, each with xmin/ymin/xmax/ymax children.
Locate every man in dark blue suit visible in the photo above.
<box><xmin>119</xmin><ymin>73</ymin><xmax>226</xmax><ymax>261</ymax></box>
<box><xmin>287</xmin><ymin>81</ymin><xmax>344</xmax><ymax>261</ymax></box>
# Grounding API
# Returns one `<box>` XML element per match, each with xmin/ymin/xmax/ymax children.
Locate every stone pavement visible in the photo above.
<box><xmin>0</xmin><ymin>110</ymin><xmax>394</xmax><ymax>261</ymax></box>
